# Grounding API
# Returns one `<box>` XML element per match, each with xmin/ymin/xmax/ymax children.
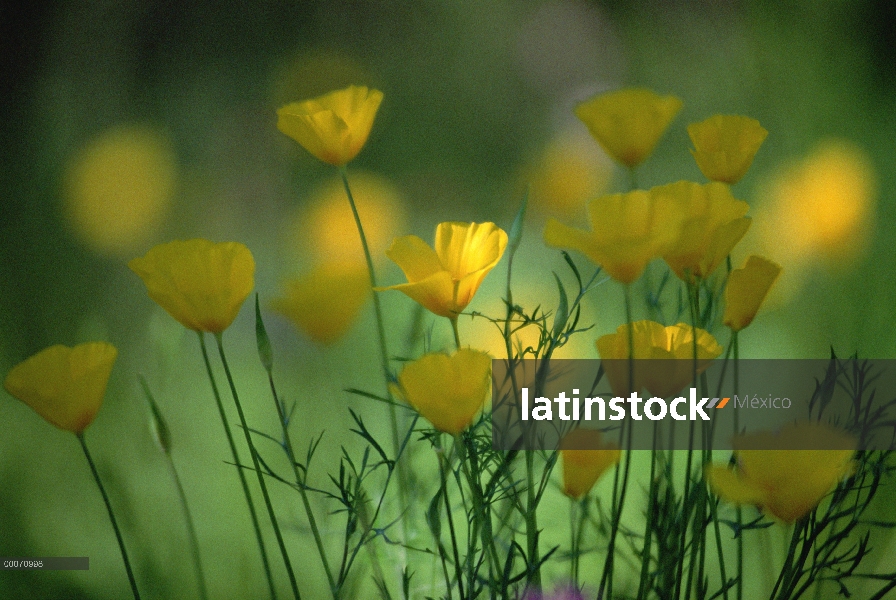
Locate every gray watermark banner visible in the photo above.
<box><xmin>491</xmin><ymin>358</ymin><xmax>896</xmax><ymax>451</ymax></box>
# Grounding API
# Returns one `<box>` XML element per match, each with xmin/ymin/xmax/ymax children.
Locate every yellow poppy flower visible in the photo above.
<box><xmin>657</xmin><ymin>181</ymin><xmax>751</xmax><ymax>283</ymax></box>
<box><xmin>688</xmin><ymin>115</ymin><xmax>768</xmax><ymax>184</ymax></box>
<box><xmin>705</xmin><ymin>422</ymin><xmax>856</xmax><ymax>522</ymax></box>
<box><xmin>543</xmin><ymin>189</ymin><xmax>685</xmax><ymax>284</ymax></box>
<box><xmin>129</xmin><ymin>239</ymin><xmax>255</xmax><ymax>333</ymax></box>
<box><xmin>277</xmin><ymin>85</ymin><xmax>383</xmax><ymax>166</ymax></box>
<box><xmin>575</xmin><ymin>88</ymin><xmax>682</xmax><ymax>168</ymax></box>
<box><xmin>392</xmin><ymin>349</ymin><xmax>491</xmax><ymax>435</ymax></box>
<box><xmin>559</xmin><ymin>428</ymin><xmax>621</xmax><ymax>499</ymax></box>
<box><xmin>4</xmin><ymin>342</ymin><xmax>118</xmax><ymax>434</ymax></box>
<box><xmin>271</xmin><ymin>262</ymin><xmax>370</xmax><ymax>344</ymax></box>
<box><xmin>379</xmin><ymin>222</ymin><xmax>508</xmax><ymax>319</ymax></box>
<box><xmin>723</xmin><ymin>256</ymin><xmax>781</xmax><ymax>332</ymax></box>
<box><xmin>597</xmin><ymin>320</ymin><xmax>722</xmax><ymax>398</ymax></box>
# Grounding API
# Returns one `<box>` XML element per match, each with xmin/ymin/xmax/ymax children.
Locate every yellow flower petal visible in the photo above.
<box><xmin>386</xmin><ymin>272</ymin><xmax>458</xmax><ymax>319</ymax></box>
<box><xmin>129</xmin><ymin>239</ymin><xmax>255</xmax><ymax>333</ymax></box>
<box><xmin>434</xmin><ymin>222</ymin><xmax>508</xmax><ymax>282</ymax></box>
<box><xmin>277</xmin><ymin>85</ymin><xmax>383</xmax><ymax>166</ymax></box>
<box><xmin>656</xmin><ymin>181</ymin><xmax>751</xmax><ymax>282</ymax></box>
<box><xmin>395</xmin><ymin>349</ymin><xmax>491</xmax><ymax>435</ymax></box>
<box><xmin>4</xmin><ymin>342</ymin><xmax>118</xmax><ymax>434</ymax></box>
<box><xmin>543</xmin><ymin>189</ymin><xmax>684</xmax><ymax>284</ymax></box>
<box><xmin>723</xmin><ymin>256</ymin><xmax>782</xmax><ymax>332</ymax></box>
<box><xmin>704</xmin><ymin>465</ymin><xmax>767</xmax><ymax>506</ymax></box>
<box><xmin>271</xmin><ymin>263</ymin><xmax>371</xmax><ymax>344</ymax></box>
<box><xmin>380</xmin><ymin>222</ymin><xmax>507</xmax><ymax>318</ymax></box>
<box><xmin>596</xmin><ymin>321</ymin><xmax>721</xmax><ymax>398</ymax></box>
<box><xmin>688</xmin><ymin>115</ymin><xmax>768</xmax><ymax>184</ymax></box>
<box><xmin>706</xmin><ymin>422</ymin><xmax>856</xmax><ymax>522</ymax></box>
<box><xmin>575</xmin><ymin>88</ymin><xmax>682</xmax><ymax>168</ymax></box>
<box><xmin>560</xmin><ymin>429</ymin><xmax>621</xmax><ymax>499</ymax></box>
<box><xmin>385</xmin><ymin>235</ymin><xmax>444</xmax><ymax>283</ymax></box>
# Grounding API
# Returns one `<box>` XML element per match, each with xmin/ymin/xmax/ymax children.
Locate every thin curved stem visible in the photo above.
<box><xmin>339</xmin><ymin>166</ymin><xmax>409</xmax><ymax>535</ymax></box>
<box><xmin>77</xmin><ymin>433</ymin><xmax>141</xmax><ymax>600</ymax></box>
<box><xmin>165</xmin><ymin>456</ymin><xmax>209</xmax><ymax>600</ymax></box>
<box><xmin>265</xmin><ymin>371</ymin><xmax>337</xmax><ymax>596</ymax></box>
<box><xmin>198</xmin><ymin>332</ymin><xmax>277</xmax><ymax>600</ymax></box>
<box><xmin>215</xmin><ymin>333</ymin><xmax>301</xmax><ymax>600</ymax></box>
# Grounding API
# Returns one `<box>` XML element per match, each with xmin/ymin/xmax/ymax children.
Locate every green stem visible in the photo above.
<box><xmin>198</xmin><ymin>332</ymin><xmax>277</xmax><ymax>600</ymax></box>
<box><xmin>733</xmin><ymin>330</ymin><xmax>743</xmax><ymax>600</ymax></box>
<box><xmin>77</xmin><ymin>433</ymin><xmax>141</xmax><ymax>600</ymax></box>
<box><xmin>214</xmin><ymin>333</ymin><xmax>301</xmax><ymax>600</ymax></box>
<box><xmin>164</xmin><ymin>454</ymin><xmax>209</xmax><ymax>600</ymax></box>
<box><xmin>458</xmin><ymin>434</ymin><xmax>501</xmax><ymax>583</ymax></box>
<box><xmin>525</xmin><ymin>450</ymin><xmax>541</xmax><ymax>592</ymax></box>
<box><xmin>265</xmin><ymin>370</ymin><xmax>337</xmax><ymax>596</ymax></box>
<box><xmin>450</xmin><ymin>317</ymin><xmax>461</xmax><ymax>351</ymax></box>
<box><xmin>599</xmin><ymin>284</ymin><xmax>636</xmax><ymax>599</ymax></box>
<box><xmin>569</xmin><ymin>499</ymin><xmax>577</xmax><ymax>585</ymax></box>
<box><xmin>339</xmin><ymin>166</ymin><xmax>409</xmax><ymax>535</ymax></box>
<box><xmin>636</xmin><ymin>422</ymin><xmax>660</xmax><ymax>599</ymax></box>
<box><xmin>437</xmin><ymin>441</ymin><xmax>464</xmax><ymax>600</ymax></box>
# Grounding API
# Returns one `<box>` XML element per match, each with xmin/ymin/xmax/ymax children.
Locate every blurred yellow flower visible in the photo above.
<box><xmin>657</xmin><ymin>181</ymin><xmax>751</xmax><ymax>283</ymax></box>
<box><xmin>688</xmin><ymin>115</ymin><xmax>768</xmax><ymax>184</ymax></box>
<box><xmin>575</xmin><ymin>88</ymin><xmax>682</xmax><ymax>168</ymax></box>
<box><xmin>762</xmin><ymin>140</ymin><xmax>876</xmax><ymax>264</ymax></box>
<box><xmin>129</xmin><ymin>239</ymin><xmax>255</xmax><ymax>333</ymax></box>
<box><xmin>379</xmin><ymin>222</ymin><xmax>508</xmax><ymax>319</ymax></box>
<box><xmin>64</xmin><ymin>125</ymin><xmax>176</xmax><ymax>257</ymax></box>
<box><xmin>705</xmin><ymin>422</ymin><xmax>856</xmax><ymax>522</ymax></box>
<box><xmin>286</xmin><ymin>171</ymin><xmax>406</xmax><ymax>265</ymax></box>
<box><xmin>271</xmin><ymin>263</ymin><xmax>370</xmax><ymax>344</ymax></box>
<box><xmin>597</xmin><ymin>321</ymin><xmax>722</xmax><ymax>398</ymax></box>
<box><xmin>525</xmin><ymin>130</ymin><xmax>612</xmax><ymax>220</ymax></box>
<box><xmin>543</xmin><ymin>189</ymin><xmax>684</xmax><ymax>284</ymax></box>
<box><xmin>392</xmin><ymin>349</ymin><xmax>491</xmax><ymax>435</ymax></box>
<box><xmin>277</xmin><ymin>85</ymin><xmax>383</xmax><ymax>166</ymax></box>
<box><xmin>559</xmin><ymin>428</ymin><xmax>621</xmax><ymax>499</ymax></box>
<box><xmin>4</xmin><ymin>342</ymin><xmax>118</xmax><ymax>434</ymax></box>
<box><xmin>724</xmin><ymin>255</ymin><xmax>781</xmax><ymax>332</ymax></box>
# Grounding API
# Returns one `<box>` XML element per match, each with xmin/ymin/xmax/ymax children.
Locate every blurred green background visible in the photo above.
<box><xmin>1</xmin><ymin>1</ymin><xmax>895</xmax><ymax>598</ymax></box>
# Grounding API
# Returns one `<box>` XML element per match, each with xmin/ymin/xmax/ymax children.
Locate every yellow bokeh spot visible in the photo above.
<box><xmin>525</xmin><ymin>130</ymin><xmax>612</xmax><ymax>220</ymax></box>
<box><xmin>763</xmin><ymin>140</ymin><xmax>876</xmax><ymax>265</ymax></box>
<box><xmin>64</xmin><ymin>125</ymin><xmax>176</xmax><ymax>256</ymax></box>
<box><xmin>286</xmin><ymin>171</ymin><xmax>406</xmax><ymax>265</ymax></box>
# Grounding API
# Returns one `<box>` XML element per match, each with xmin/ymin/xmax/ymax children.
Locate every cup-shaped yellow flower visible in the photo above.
<box><xmin>657</xmin><ymin>181</ymin><xmax>752</xmax><ymax>283</ymax></box>
<box><xmin>705</xmin><ymin>422</ymin><xmax>856</xmax><ymax>522</ymax></box>
<box><xmin>129</xmin><ymin>239</ymin><xmax>255</xmax><ymax>333</ymax></box>
<box><xmin>575</xmin><ymin>88</ymin><xmax>683</xmax><ymax>168</ymax></box>
<box><xmin>277</xmin><ymin>85</ymin><xmax>383</xmax><ymax>166</ymax></box>
<box><xmin>4</xmin><ymin>342</ymin><xmax>118</xmax><ymax>434</ymax></box>
<box><xmin>688</xmin><ymin>115</ymin><xmax>768</xmax><ymax>184</ymax></box>
<box><xmin>597</xmin><ymin>320</ymin><xmax>722</xmax><ymax>398</ymax></box>
<box><xmin>392</xmin><ymin>349</ymin><xmax>491</xmax><ymax>435</ymax></box>
<box><xmin>559</xmin><ymin>428</ymin><xmax>621</xmax><ymax>499</ymax></box>
<box><xmin>724</xmin><ymin>255</ymin><xmax>781</xmax><ymax>332</ymax></box>
<box><xmin>543</xmin><ymin>189</ymin><xmax>685</xmax><ymax>284</ymax></box>
<box><xmin>271</xmin><ymin>262</ymin><xmax>370</xmax><ymax>344</ymax></box>
<box><xmin>379</xmin><ymin>222</ymin><xmax>508</xmax><ymax>318</ymax></box>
